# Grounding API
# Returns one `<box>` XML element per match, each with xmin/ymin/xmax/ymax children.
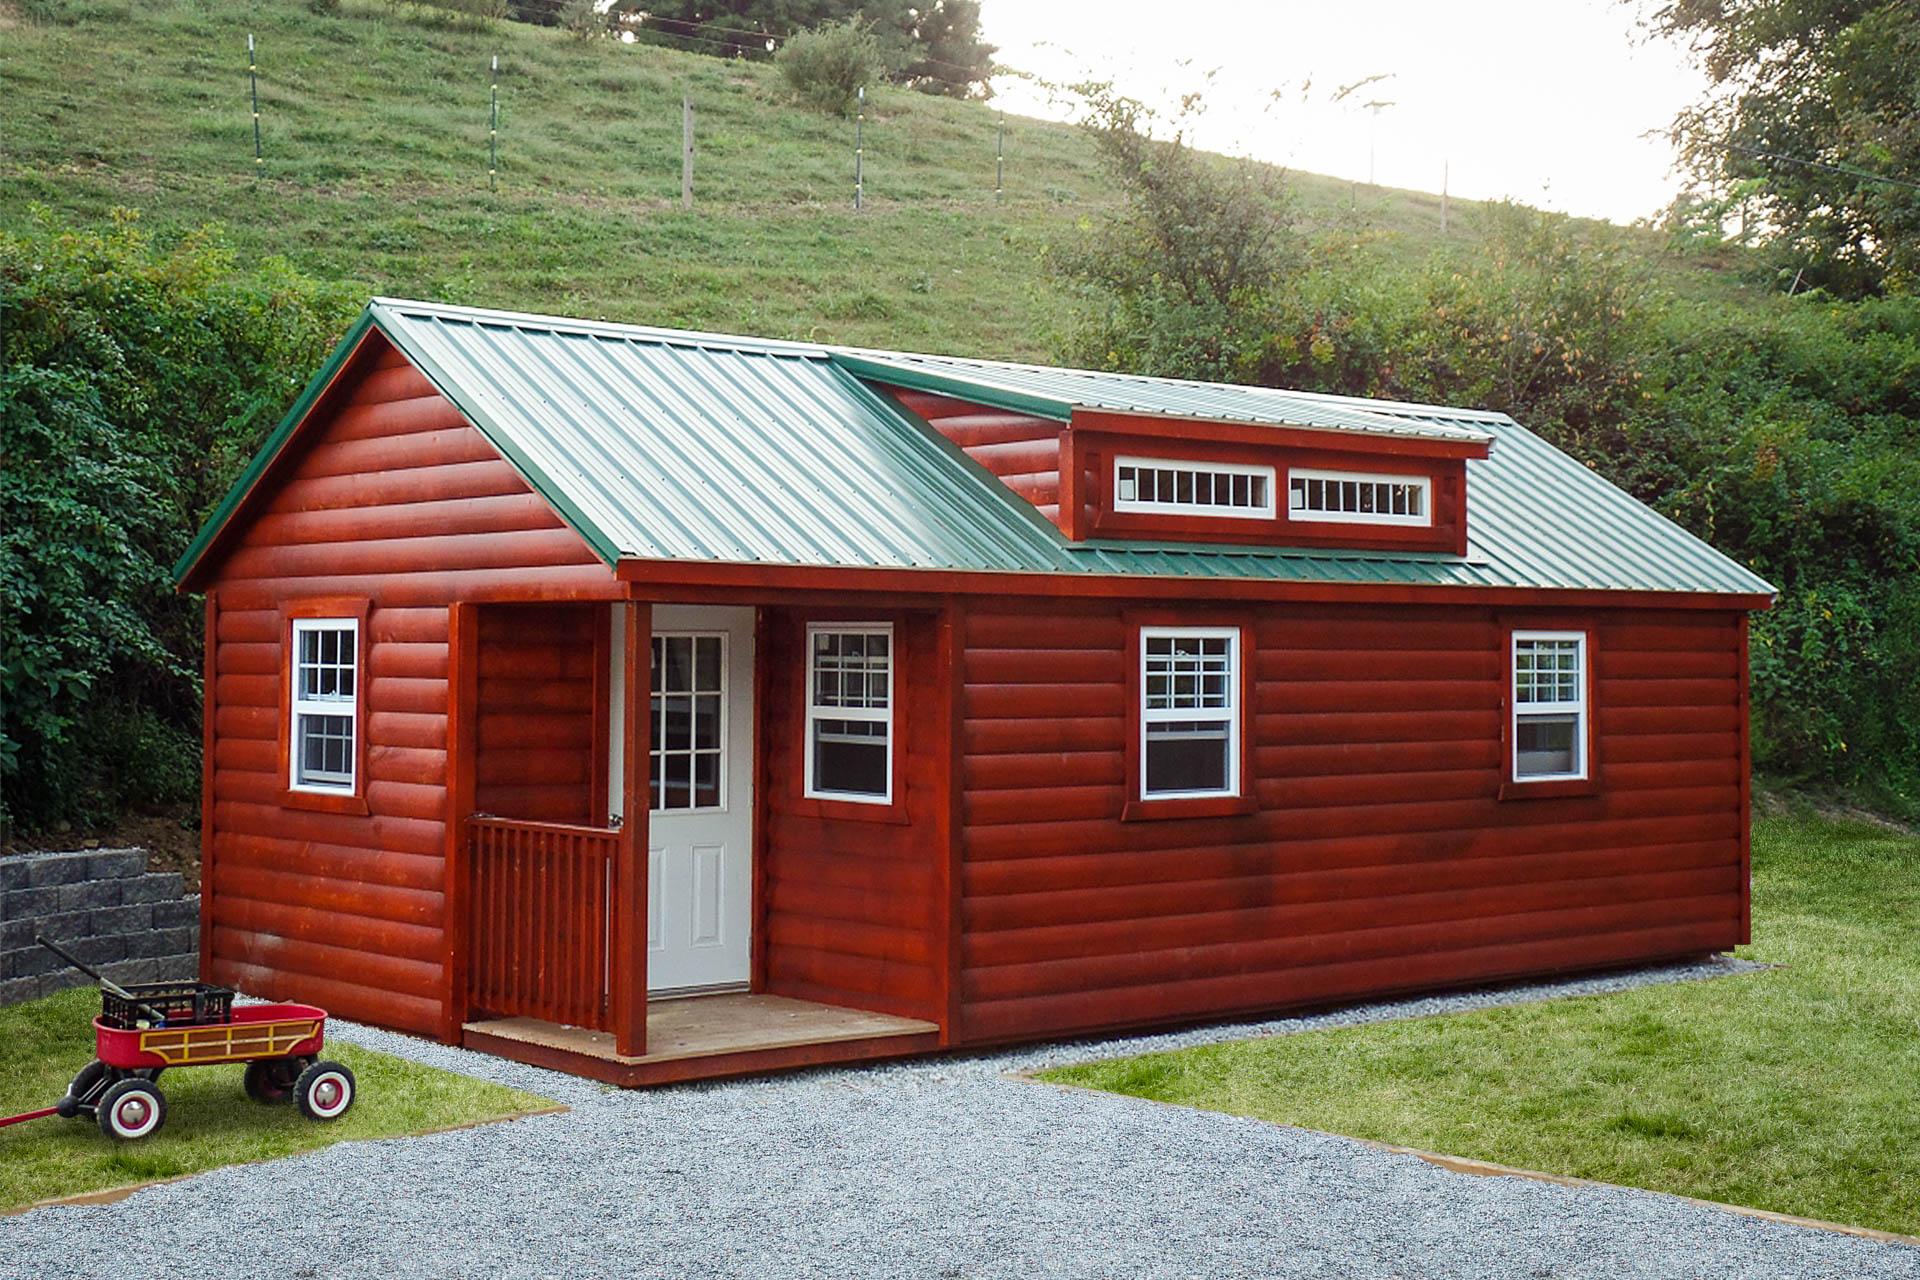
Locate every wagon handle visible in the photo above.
<box><xmin>36</xmin><ymin>935</ymin><xmax>168</xmax><ymax>1025</ymax></box>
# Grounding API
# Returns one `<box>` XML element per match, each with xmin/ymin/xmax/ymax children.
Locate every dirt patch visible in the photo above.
<box><xmin>2</xmin><ymin>802</ymin><xmax>202</xmax><ymax>891</ymax></box>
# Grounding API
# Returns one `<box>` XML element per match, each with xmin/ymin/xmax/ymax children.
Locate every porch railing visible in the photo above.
<box><xmin>468</xmin><ymin>816</ymin><xmax>617</xmax><ymax>1030</ymax></box>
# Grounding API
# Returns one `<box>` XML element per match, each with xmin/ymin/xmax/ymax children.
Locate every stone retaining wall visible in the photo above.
<box><xmin>0</xmin><ymin>848</ymin><xmax>200</xmax><ymax>1007</ymax></box>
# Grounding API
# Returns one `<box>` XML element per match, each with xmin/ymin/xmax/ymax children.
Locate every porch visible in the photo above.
<box><xmin>463</xmin><ymin>993</ymin><xmax>941</xmax><ymax>1088</ymax></box>
<box><xmin>448</xmin><ymin>597</ymin><xmax>950</xmax><ymax>1085</ymax></box>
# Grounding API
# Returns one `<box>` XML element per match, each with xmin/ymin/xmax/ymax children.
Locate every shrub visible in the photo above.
<box><xmin>0</xmin><ymin>209</ymin><xmax>358</xmax><ymax>835</ymax></box>
<box><xmin>776</xmin><ymin>19</ymin><xmax>883</xmax><ymax>117</ymax></box>
<box><xmin>557</xmin><ymin>0</ymin><xmax>606</xmax><ymax>41</ymax></box>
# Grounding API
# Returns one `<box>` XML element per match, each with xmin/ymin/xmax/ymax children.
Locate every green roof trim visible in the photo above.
<box><xmin>830</xmin><ymin>351</ymin><xmax>1076</xmax><ymax>423</ymax></box>
<box><xmin>171</xmin><ymin>309</ymin><xmax>380</xmax><ymax>585</ymax></box>
<box><xmin>175</xmin><ymin>298</ymin><xmax>1776</xmax><ymax>602</ymax></box>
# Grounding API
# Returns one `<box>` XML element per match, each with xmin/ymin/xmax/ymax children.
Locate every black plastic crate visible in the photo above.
<box><xmin>101</xmin><ymin>981</ymin><xmax>235</xmax><ymax>1029</ymax></box>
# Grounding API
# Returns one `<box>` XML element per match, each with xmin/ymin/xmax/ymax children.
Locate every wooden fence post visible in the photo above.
<box><xmin>681</xmin><ymin>97</ymin><xmax>694</xmax><ymax>210</ymax></box>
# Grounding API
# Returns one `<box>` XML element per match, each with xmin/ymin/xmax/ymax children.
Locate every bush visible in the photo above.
<box><xmin>0</xmin><ymin>209</ymin><xmax>358</xmax><ymax>835</ymax></box>
<box><xmin>557</xmin><ymin>0</ymin><xmax>606</xmax><ymax>40</ymax></box>
<box><xmin>776</xmin><ymin>19</ymin><xmax>883</xmax><ymax>117</ymax></box>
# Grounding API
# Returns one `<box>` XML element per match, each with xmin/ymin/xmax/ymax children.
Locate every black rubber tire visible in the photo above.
<box><xmin>243</xmin><ymin>1058</ymin><xmax>302</xmax><ymax>1105</ymax></box>
<box><xmin>294</xmin><ymin>1060</ymin><xmax>356</xmax><ymax>1122</ymax></box>
<box><xmin>97</xmin><ymin>1078</ymin><xmax>166</xmax><ymax>1141</ymax></box>
<box><xmin>59</xmin><ymin>1060</ymin><xmax>111</xmax><ymax>1118</ymax></box>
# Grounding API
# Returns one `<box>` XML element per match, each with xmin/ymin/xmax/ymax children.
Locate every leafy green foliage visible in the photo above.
<box><xmin>1051</xmin><ymin>119</ymin><xmax>1920</xmax><ymax>811</ymax></box>
<box><xmin>637</xmin><ymin>0</ymin><xmax>993</xmax><ymax>98</ymax></box>
<box><xmin>0</xmin><ymin>211</ymin><xmax>358</xmax><ymax>834</ymax></box>
<box><xmin>1641</xmin><ymin>0</ymin><xmax>1920</xmax><ymax>298</ymax></box>
<box><xmin>775</xmin><ymin>18</ymin><xmax>886</xmax><ymax>117</ymax></box>
<box><xmin>1047</xmin><ymin>87</ymin><xmax>1307</xmax><ymax>384</ymax></box>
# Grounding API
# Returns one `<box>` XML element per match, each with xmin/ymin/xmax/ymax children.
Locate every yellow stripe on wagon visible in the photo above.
<box><xmin>138</xmin><ymin>1019</ymin><xmax>321</xmax><ymax>1066</ymax></box>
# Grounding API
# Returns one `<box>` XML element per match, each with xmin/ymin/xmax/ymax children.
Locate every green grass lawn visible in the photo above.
<box><xmin>1040</xmin><ymin>812</ymin><xmax>1920</xmax><ymax>1237</ymax></box>
<box><xmin>0</xmin><ymin>986</ymin><xmax>556</xmax><ymax>1211</ymax></box>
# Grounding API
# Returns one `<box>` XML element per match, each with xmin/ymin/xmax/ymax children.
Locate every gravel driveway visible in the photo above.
<box><xmin>4</xmin><ymin>960</ymin><xmax>1914</xmax><ymax>1280</ymax></box>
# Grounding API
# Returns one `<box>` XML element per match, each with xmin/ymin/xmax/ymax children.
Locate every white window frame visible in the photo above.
<box><xmin>1511</xmin><ymin>629</ymin><xmax>1589</xmax><ymax>782</ymax></box>
<box><xmin>1113</xmin><ymin>456</ymin><xmax>1277</xmax><ymax>520</ymax></box>
<box><xmin>804</xmin><ymin>622</ymin><xmax>894</xmax><ymax>805</ymax></box>
<box><xmin>1287</xmin><ymin>468</ymin><xmax>1433</xmax><ymax>527</ymax></box>
<box><xmin>289</xmin><ymin>617</ymin><xmax>359</xmax><ymax>794</ymax></box>
<box><xmin>1139</xmin><ymin>626</ymin><xmax>1243</xmax><ymax>801</ymax></box>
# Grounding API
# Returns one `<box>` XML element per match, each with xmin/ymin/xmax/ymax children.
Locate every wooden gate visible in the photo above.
<box><xmin>468</xmin><ymin>817</ymin><xmax>616</xmax><ymax>1029</ymax></box>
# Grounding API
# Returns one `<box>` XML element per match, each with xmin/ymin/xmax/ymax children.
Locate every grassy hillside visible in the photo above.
<box><xmin>0</xmin><ymin>0</ymin><xmax>1749</xmax><ymax>356</ymax></box>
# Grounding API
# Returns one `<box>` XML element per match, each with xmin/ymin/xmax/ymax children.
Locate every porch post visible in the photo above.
<box><xmin>610</xmin><ymin>601</ymin><xmax>650</xmax><ymax>1056</ymax></box>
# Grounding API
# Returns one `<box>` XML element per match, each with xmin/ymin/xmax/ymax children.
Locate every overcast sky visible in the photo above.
<box><xmin>978</xmin><ymin>0</ymin><xmax>1705</xmax><ymax>225</ymax></box>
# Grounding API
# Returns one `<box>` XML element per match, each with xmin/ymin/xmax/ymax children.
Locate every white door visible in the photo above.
<box><xmin>610</xmin><ymin>605</ymin><xmax>755</xmax><ymax>995</ymax></box>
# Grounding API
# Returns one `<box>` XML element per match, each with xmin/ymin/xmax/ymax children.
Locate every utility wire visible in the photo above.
<box><xmin>1702</xmin><ymin>136</ymin><xmax>1920</xmax><ymax>195</ymax></box>
<box><xmin>633</xmin><ymin>15</ymin><xmax>989</xmax><ymax>80</ymax></box>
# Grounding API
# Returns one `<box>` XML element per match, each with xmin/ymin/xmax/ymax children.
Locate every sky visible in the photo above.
<box><xmin>977</xmin><ymin>0</ymin><xmax>1708</xmax><ymax>225</ymax></box>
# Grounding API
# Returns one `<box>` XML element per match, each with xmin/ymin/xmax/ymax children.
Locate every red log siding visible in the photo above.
<box><xmin>887</xmin><ymin>389</ymin><xmax>1069</xmax><ymax>532</ymax></box>
<box><xmin>756</xmin><ymin>610</ymin><xmax>946</xmax><ymax>1022</ymax></box>
<box><xmin>203</xmin><ymin>336</ymin><xmax>614</xmax><ymax>1036</ymax></box>
<box><xmin>473</xmin><ymin>605</ymin><xmax>600</xmax><ymax>825</ymax></box>
<box><xmin>954</xmin><ymin>600</ymin><xmax>1746</xmax><ymax>1045</ymax></box>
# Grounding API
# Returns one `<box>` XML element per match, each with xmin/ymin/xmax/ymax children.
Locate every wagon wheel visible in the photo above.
<box><xmin>294</xmin><ymin>1060</ymin><xmax>356</xmax><ymax>1122</ymax></box>
<box><xmin>97</xmin><ymin>1079</ymin><xmax>167</xmax><ymax>1141</ymax></box>
<box><xmin>243</xmin><ymin>1058</ymin><xmax>303</xmax><ymax>1105</ymax></box>
<box><xmin>56</xmin><ymin>1060</ymin><xmax>111</xmax><ymax>1119</ymax></box>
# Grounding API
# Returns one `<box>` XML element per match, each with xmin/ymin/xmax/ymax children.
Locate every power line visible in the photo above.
<box><xmin>1701</xmin><ymin>136</ymin><xmax>1920</xmax><ymax>196</ymax></box>
<box><xmin>631</xmin><ymin>15</ymin><xmax>989</xmax><ymax>81</ymax></box>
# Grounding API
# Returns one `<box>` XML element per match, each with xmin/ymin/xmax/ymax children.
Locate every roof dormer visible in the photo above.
<box><xmin>848</xmin><ymin>353</ymin><xmax>1491</xmax><ymax>556</ymax></box>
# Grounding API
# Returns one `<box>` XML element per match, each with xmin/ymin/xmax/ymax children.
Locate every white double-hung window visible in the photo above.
<box><xmin>290</xmin><ymin>618</ymin><xmax>359</xmax><ymax>792</ymax></box>
<box><xmin>805</xmin><ymin>623</ymin><xmax>893</xmax><ymax>803</ymax></box>
<box><xmin>1140</xmin><ymin>627</ymin><xmax>1241</xmax><ymax>799</ymax></box>
<box><xmin>1511</xmin><ymin>630</ymin><xmax>1588</xmax><ymax>781</ymax></box>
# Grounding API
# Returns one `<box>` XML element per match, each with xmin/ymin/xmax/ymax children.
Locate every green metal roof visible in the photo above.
<box><xmin>174</xmin><ymin>299</ymin><xmax>1775</xmax><ymax>600</ymax></box>
<box><xmin>834</xmin><ymin>349</ymin><xmax>1499</xmax><ymax>445</ymax></box>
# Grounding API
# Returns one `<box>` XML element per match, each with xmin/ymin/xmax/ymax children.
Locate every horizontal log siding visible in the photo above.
<box><xmin>756</xmin><ymin>611</ymin><xmax>945</xmax><ymax>1022</ymax></box>
<box><xmin>203</xmin><ymin>337</ymin><xmax>614</xmax><ymax>1036</ymax></box>
<box><xmin>889</xmin><ymin>389</ymin><xmax>1067</xmax><ymax>532</ymax></box>
<box><xmin>955</xmin><ymin>601</ymin><xmax>1746</xmax><ymax>1044</ymax></box>
<box><xmin>473</xmin><ymin>605</ymin><xmax>599</xmax><ymax>825</ymax></box>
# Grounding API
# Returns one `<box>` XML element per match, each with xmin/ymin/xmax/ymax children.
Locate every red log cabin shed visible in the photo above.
<box><xmin>173</xmin><ymin>299</ymin><xmax>1775</xmax><ymax>1086</ymax></box>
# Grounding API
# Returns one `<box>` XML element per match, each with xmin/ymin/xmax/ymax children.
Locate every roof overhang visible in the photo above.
<box><xmin>833</xmin><ymin>351</ymin><xmax>1494</xmax><ymax>457</ymax></box>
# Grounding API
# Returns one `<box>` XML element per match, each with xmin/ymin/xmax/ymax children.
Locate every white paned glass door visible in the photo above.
<box><xmin>630</xmin><ymin>605</ymin><xmax>755</xmax><ymax>994</ymax></box>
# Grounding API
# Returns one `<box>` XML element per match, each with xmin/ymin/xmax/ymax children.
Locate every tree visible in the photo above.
<box><xmin>1</xmin><ymin>210</ymin><xmax>357</xmax><ymax>835</ymax></box>
<box><xmin>634</xmin><ymin>1</ymin><xmax>995</xmax><ymax>98</ymax></box>
<box><xmin>776</xmin><ymin>18</ymin><xmax>885</xmax><ymax>116</ymax></box>
<box><xmin>1640</xmin><ymin>0</ymin><xmax>1920</xmax><ymax>297</ymax></box>
<box><xmin>1047</xmin><ymin>87</ymin><xmax>1307</xmax><ymax>384</ymax></box>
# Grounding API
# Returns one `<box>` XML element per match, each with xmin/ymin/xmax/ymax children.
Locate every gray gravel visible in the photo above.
<box><xmin>5</xmin><ymin>957</ymin><xmax>1915</xmax><ymax>1279</ymax></box>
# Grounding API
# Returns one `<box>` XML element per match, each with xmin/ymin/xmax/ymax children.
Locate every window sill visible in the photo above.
<box><xmin>1121</xmin><ymin>793</ymin><xmax>1257</xmax><ymax>822</ymax></box>
<box><xmin>280</xmin><ymin>787</ymin><xmax>371</xmax><ymax>816</ymax></box>
<box><xmin>1498</xmin><ymin>777</ymin><xmax>1599</xmax><ymax>801</ymax></box>
<box><xmin>790</xmin><ymin>794</ymin><xmax>911</xmax><ymax>825</ymax></box>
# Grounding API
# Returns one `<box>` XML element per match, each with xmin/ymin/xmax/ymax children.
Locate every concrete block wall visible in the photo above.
<box><xmin>0</xmin><ymin>849</ymin><xmax>200</xmax><ymax>1007</ymax></box>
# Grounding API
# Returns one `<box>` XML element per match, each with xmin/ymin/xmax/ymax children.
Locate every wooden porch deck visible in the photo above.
<box><xmin>462</xmin><ymin>993</ymin><xmax>942</xmax><ymax>1087</ymax></box>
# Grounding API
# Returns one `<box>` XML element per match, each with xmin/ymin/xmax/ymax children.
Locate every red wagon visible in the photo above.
<box><xmin>6</xmin><ymin>938</ymin><xmax>357</xmax><ymax>1142</ymax></box>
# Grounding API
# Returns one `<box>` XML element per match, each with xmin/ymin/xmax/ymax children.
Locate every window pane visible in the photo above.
<box><xmin>1144</xmin><ymin>722</ymin><xmax>1229</xmax><ymax>794</ymax></box>
<box><xmin>295</xmin><ymin>714</ymin><xmax>354</xmax><ymax>786</ymax></box>
<box><xmin>813</xmin><ymin>719</ymin><xmax>888</xmax><ymax>796</ymax></box>
<box><xmin>695</xmin><ymin>637</ymin><xmax>722</xmax><ymax>692</ymax></box>
<box><xmin>663</xmin><ymin>752</ymin><xmax>691</xmax><ymax>811</ymax></box>
<box><xmin>694</xmin><ymin>694</ymin><xmax>721</xmax><ymax>751</ymax></box>
<box><xmin>692</xmin><ymin>752</ymin><xmax>720</xmax><ymax>807</ymax></box>
<box><xmin>1516</xmin><ymin>714</ymin><xmax>1579</xmax><ymax>777</ymax></box>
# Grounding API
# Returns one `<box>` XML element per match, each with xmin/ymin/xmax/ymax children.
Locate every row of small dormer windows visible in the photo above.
<box><xmin>1113</xmin><ymin>457</ymin><xmax>1432</xmax><ymax>528</ymax></box>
